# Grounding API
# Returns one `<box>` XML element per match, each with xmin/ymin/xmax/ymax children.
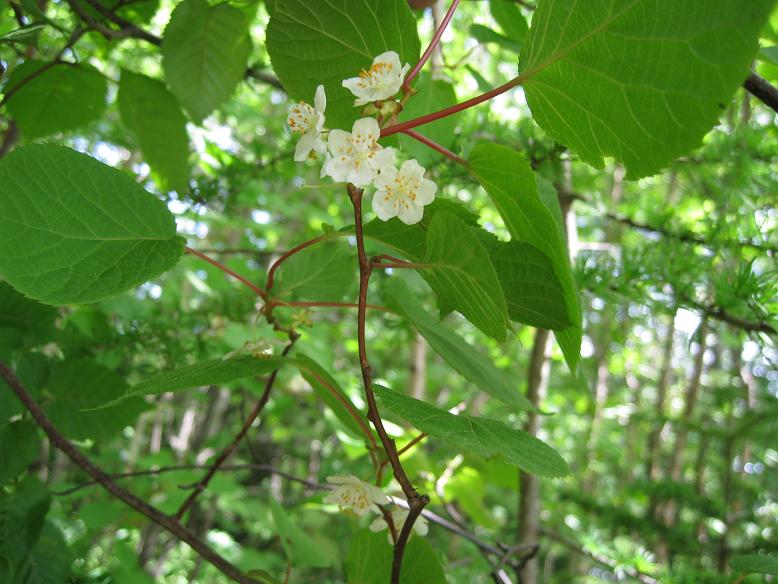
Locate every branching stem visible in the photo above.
<box><xmin>403</xmin><ymin>0</ymin><xmax>461</xmax><ymax>91</ymax></box>
<box><xmin>400</xmin><ymin>129</ymin><xmax>467</xmax><ymax>165</ymax></box>
<box><xmin>185</xmin><ymin>246</ymin><xmax>267</xmax><ymax>301</ymax></box>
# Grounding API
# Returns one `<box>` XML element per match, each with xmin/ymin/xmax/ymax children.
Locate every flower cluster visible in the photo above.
<box><xmin>323</xmin><ymin>474</ymin><xmax>428</xmax><ymax>541</ymax></box>
<box><xmin>287</xmin><ymin>51</ymin><xmax>436</xmax><ymax>225</ymax></box>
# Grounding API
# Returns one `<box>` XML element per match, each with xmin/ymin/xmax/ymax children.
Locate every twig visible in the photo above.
<box><xmin>185</xmin><ymin>246</ymin><xmax>268</xmax><ymax>301</ymax></box>
<box><xmin>400</xmin><ymin>129</ymin><xmax>467</xmax><ymax>165</ymax></box>
<box><xmin>403</xmin><ymin>0</ymin><xmax>461</xmax><ymax>91</ymax></box>
<box><xmin>80</xmin><ymin>0</ymin><xmax>162</xmax><ymax>45</ymax></box>
<box><xmin>0</xmin><ymin>361</ymin><xmax>261</xmax><ymax>584</ymax></box>
<box><xmin>266</xmin><ymin>234</ymin><xmax>335</xmax><ymax>293</ymax></box>
<box><xmin>348</xmin><ymin>184</ymin><xmax>428</xmax><ymax>584</ymax></box>
<box><xmin>174</xmin><ymin>339</ymin><xmax>298</xmax><ymax>519</ymax></box>
<box><xmin>743</xmin><ymin>72</ymin><xmax>778</xmax><ymax>114</ymax></box>
<box><xmin>269</xmin><ymin>299</ymin><xmax>396</xmax><ymax>314</ymax></box>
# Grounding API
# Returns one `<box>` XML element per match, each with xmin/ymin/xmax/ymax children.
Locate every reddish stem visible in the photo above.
<box><xmin>400</xmin><ymin>130</ymin><xmax>467</xmax><ymax>165</ymax></box>
<box><xmin>382</xmin><ymin>76</ymin><xmax>522</xmax><ymax>138</ymax></box>
<box><xmin>403</xmin><ymin>0</ymin><xmax>461</xmax><ymax>91</ymax></box>
<box><xmin>268</xmin><ymin>300</ymin><xmax>396</xmax><ymax>314</ymax></box>
<box><xmin>185</xmin><ymin>246</ymin><xmax>267</xmax><ymax>301</ymax></box>
<box><xmin>266</xmin><ymin>234</ymin><xmax>333</xmax><ymax>293</ymax></box>
<box><xmin>374</xmin><ymin>261</ymin><xmax>426</xmax><ymax>270</ymax></box>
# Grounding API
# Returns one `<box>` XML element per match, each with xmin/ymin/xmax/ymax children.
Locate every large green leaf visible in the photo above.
<box><xmin>422</xmin><ymin>211</ymin><xmax>508</xmax><ymax>341</ymax></box>
<box><xmin>12</xmin><ymin>521</ymin><xmax>73</xmax><ymax>584</ymax></box>
<box><xmin>519</xmin><ymin>0</ymin><xmax>773</xmax><ymax>178</ymax></box>
<box><xmin>266</xmin><ymin>0</ymin><xmax>421</xmax><ymax>129</ymax></box>
<box><xmin>274</xmin><ymin>241</ymin><xmax>355</xmax><ymax>302</ymax></box>
<box><xmin>491</xmin><ymin>241</ymin><xmax>571</xmax><ymax>329</ymax></box>
<box><xmin>4</xmin><ymin>61</ymin><xmax>106</xmax><ymax>140</ymax></box>
<box><xmin>118</xmin><ymin>70</ymin><xmax>190</xmax><ymax>193</ymax></box>
<box><xmin>45</xmin><ymin>359</ymin><xmax>148</xmax><ymax>441</ymax></box>
<box><xmin>161</xmin><ymin>0</ymin><xmax>251</xmax><ymax>123</ymax></box>
<box><xmin>398</xmin><ymin>74</ymin><xmax>459</xmax><ymax>166</ymax></box>
<box><xmin>731</xmin><ymin>554</ymin><xmax>778</xmax><ymax>576</ymax></box>
<box><xmin>0</xmin><ymin>421</ymin><xmax>39</xmax><ymax>487</ymax></box>
<box><xmin>345</xmin><ymin>528</ymin><xmax>445</xmax><ymax>584</ymax></box>
<box><xmin>468</xmin><ymin>143</ymin><xmax>581</xmax><ymax>370</ymax></box>
<box><xmin>0</xmin><ymin>477</ymin><xmax>50</xmax><ymax>574</ymax></box>
<box><xmin>489</xmin><ymin>0</ymin><xmax>528</xmax><ymax>45</ymax></box>
<box><xmin>0</xmin><ymin>282</ymin><xmax>56</xmax><ymax>345</ymax></box>
<box><xmin>0</xmin><ymin>145</ymin><xmax>185</xmax><ymax>305</ymax></box>
<box><xmin>293</xmin><ymin>354</ymin><xmax>369</xmax><ymax>441</ymax></box>
<box><xmin>374</xmin><ymin>385</ymin><xmax>569</xmax><ymax>478</ymax></box>
<box><xmin>269</xmin><ymin>499</ymin><xmax>331</xmax><ymax>568</ymax></box>
<box><xmin>130</xmin><ymin>356</ymin><xmax>286</xmax><ymax>396</ymax></box>
<box><xmin>385</xmin><ymin>278</ymin><xmax>534</xmax><ymax>410</ymax></box>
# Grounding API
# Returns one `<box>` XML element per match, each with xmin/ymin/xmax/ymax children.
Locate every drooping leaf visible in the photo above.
<box><xmin>468</xmin><ymin>143</ymin><xmax>581</xmax><ymax>370</ymax></box>
<box><xmin>398</xmin><ymin>74</ymin><xmax>459</xmax><ymax>166</ymax></box>
<box><xmin>0</xmin><ymin>145</ymin><xmax>186</xmax><ymax>305</ymax></box>
<box><xmin>293</xmin><ymin>354</ymin><xmax>369</xmax><ymax>441</ymax></box>
<box><xmin>0</xmin><ymin>421</ymin><xmax>39</xmax><ymax>487</ymax></box>
<box><xmin>345</xmin><ymin>528</ymin><xmax>445</xmax><ymax>584</ymax></box>
<box><xmin>0</xmin><ymin>23</ymin><xmax>46</xmax><ymax>46</ymax></box>
<box><xmin>5</xmin><ymin>61</ymin><xmax>107</xmax><ymax>139</ymax></box>
<box><xmin>519</xmin><ymin>0</ymin><xmax>774</xmax><ymax>178</ymax></box>
<box><xmin>118</xmin><ymin>70</ymin><xmax>190</xmax><ymax>193</ymax></box>
<box><xmin>489</xmin><ymin>0</ymin><xmax>528</xmax><ymax>45</ymax></box>
<box><xmin>266</xmin><ymin>0</ymin><xmax>421</xmax><ymax>129</ymax></box>
<box><xmin>274</xmin><ymin>241</ymin><xmax>355</xmax><ymax>302</ymax></box>
<box><xmin>12</xmin><ymin>521</ymin><xmax>73</xmax><ymax>584</ymax></box>
<box><xmin>130</xmin><ymin>356</ymin><xmax>286</xmax><ymax>396</ymax></box>
<box><xmin>0</xmin><ymin>282</ymin><xmax>57</xmax><ymax>345</ymax></box>
<box><xmin>491</xmin><ymin>241</ymin><xmax>571</xmax><ymax>329</ymax></box>
<box><xmin>422</xmin><ymin>211</ymin><xmax>508</xmax><ymax>341</ymax></box>
<box><xmin>469</xmin><ymin>24</ymin><xmax>521</xmax><ymax>54</ymax></box>
<box><xmin>385</xmin><ymin>278</ymin><xmax>535</xmax><ymax>410</ymax></box>
<box><xmin>161</xmin><ymin>0</ymin><xmax>252</xmax><ymax>123</ymax></box>
<box><xmin>45</xmin><ymin>359</ymin><xmax>148</xmax><ymax>441</ymax></box>
<box><xmin>269</xmin><ymin>499</ymin><xmax>331</xmax><ymax>568</ymax></box>
<box><xmin>374</xmin><ymin>385</ymin><xmax>569</xmax><ymax>478</ymax></box>
<box><xmin>731</xmin><ymin>554</ymin><xmax>778</xmax><ymax>576</ymax></box>
<box><xmin>361</xmin><ymin>218</ymin><xmax>426</xmax><ymax>261</ymax></box>
<box><xmin>0</xmin><ymin>476</ymin><xmax>50</xmax><ymax>573</ymax></box>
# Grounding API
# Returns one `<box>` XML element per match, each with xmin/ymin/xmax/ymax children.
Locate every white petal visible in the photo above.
<box><xmin>366</xmin><ymin>484</ymin><xmax>390</xmax><ymax>505</ymax></box>
<box><xmin>373</xmin><ymin>165</ymin><xmax>397</xmax><ymax>190</ymax></box>
<box><xmin>372</xmin><ymin>191</ymin><xmax>398</xmax><ymax>221</ymax></box>
<box><xmin>398</xmin><ymin>202</ymin><xmax>424</xmax><ymax>225</ymax></box>
<box><xmin>414</xmin><ymin>517</ymin><xmax>429</xmax><ymax>536</ymax></box>
<box><xmin>417</xmin><ymin>179</ymin><xmax>437</xmax><ymax>204</ymax></box>
<box><xmin>370</xmin><ymin>147</ymin><xmax>397</xmax><ymax>172</ymax></box>
<box><xmin>400</xmin><ymin>63</ymin><xmax>411</xmax><ymax>77</ymax></box>
<box><xmin>327</xmin><ymin>129</ymin><xmax>352</xmax><ymax>155</ymax></box>
<box><xmin>294</xmin><ymin>134</ymin><xmax>314</xmax><ymax>162</ymax></box>
<box><xmin>326</xmin><ymin>475</ymin><xmax>357</xmax><ymax>485</ymax></box>
<box><xmin>348</xmin><ymin>164</ymin><xmax>375</xmax><ymax>187</ymax></box>
<box><xmin>369</xmin><ymin>516</ymin><xmax>386</xmax><ymax>532</ymax></box>
<box><xmin>314</xmin><ymin>84</ymin><xmax>326</xmax><ymax>113</ymax></box>
<box><xmin>352</xmin><ymin>117</ymin><xmax>380</xmax><ymax>143</ymax></box>
<box><xmin>400</xmin><ymin>159</ymin><xmax>425</xmax><ymax>180</ymax></box>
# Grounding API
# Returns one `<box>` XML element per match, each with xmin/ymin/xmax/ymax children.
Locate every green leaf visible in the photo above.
<box><xmin>45</xmin><ymin>359</ymin><xmax>148</xmax><ymax>441</ymax></box>
<box><xmin>0</xmin><ymin>421</ymin><xmax>39</xmax><ymax>487</ymax></box>
<box><xmin>275</xmin><ymin>241</ymin><xmax>355</xmax><ymax>302</ymax></box>
<box><xmin>385</xmin><ymin>278</ymin><xmax>535</xmax><ymax>410</ymax></box>
<box><xmin>0</xmin><ymin>24</ymin><xmax>46</xmax><ymax>46</ymax></box>
<box><xmin>422</xmin><ymin>211</ymin><xmax>508</xmax><ymax>341</ymax></box>
<box><xmin>118</xmin><ymin>70</ymin><xmax>190</xmax><ymax>193</ymax></box>
<box><xmin>489</xmin><ymin>0</ymin><xmax>528</xmax><ymax>45</ymax></box>
<box><xmin>292</xmin><ymin>354</ymin><xmax>369</xmax><ymax>441</ymax></box>
<box><xmin>266</xmin><ymin>0</ymin><xmax>421</xmax><ymax>129</ymax></box>
<box><xmin>520</xmin><ymin>0</ymin><xmax>773</xmax><ymax>178</ymax></box>
<box><xmin>374</xmin><ymin>385</ymin><xmax>569</xmax><ymax>478</ymax></box>
<box><xmin>12</xmin><ymin>521</ymin><xmax>73</xmax><ymax>584</ymax></box>
<box><xmin>398</xmin><ymin>74</ymin><xmax>459</xmax><ymax>166</ymax></box>
<box><xmin>362</xmin><ymin>218</ymin><xmax>426</xmax><ymax>261</ymax></box>
<box><xmin>491</xmin><ymin>241</ymin><xmax>571</xmax><ymax>329</ymax></box>
<box><xmin>345</xmin><ymin>528</ymin><xmax>445</xmax><ymax>584</ymax></box>
<box><xmin>161</xmin><ymin>0</ymin><xmax>252</xmax><ymax>123</ymax></box>
<box><xmin>130</xmin><ymin>356</ymin><xmax>286</xmax><ymax>396</ymax></box>
<box><xmin>0</xmin><ymin>282</ymin><xmax>56</xmax><ymax>344</ymax></box>
<box><xmin>0</xmin><ymin>145</ymin><xmax>185</xmax><ymax>305</ymax></box>
<box><xmin>0</xmin><ymin>476</ymin><xmax>50</xmax><ymax>574</ymax></box>
<box><xmin>269</xmin><ymin>499</ymin><xmax>331</xmax><ymax>568</ymax></box>
<box><xmin>469</xmin><ymin>24</ymin><xmax>521</xmax><ymax>54</ymax></box>
<box><xmin>468</xmin><ymin>143</ymin><xmax>581</xmax><ymax>370</ymax></box>
<box><xmin>5</xmin><ymin>61</ymin><xmax>107</xmax><ymax>140</ymax></box>
<box><xmin>731</xmin><ymin>554</ymin><xmax>778</xmax><ymax>576</ymax></box>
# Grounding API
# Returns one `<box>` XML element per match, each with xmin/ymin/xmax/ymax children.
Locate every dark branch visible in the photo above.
<box><xmin>0</xmin><ymin>361</ymin><xmax>261</xmax><ymax>584</ymax></box>
<box><xmin>744</xmin><ymin>72</ymin><xmax>778</xmax><ymax>114</ymax></box>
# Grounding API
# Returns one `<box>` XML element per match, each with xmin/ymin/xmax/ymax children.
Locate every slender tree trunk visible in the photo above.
<box><xmin>645</xmin><ymin>314</ymin><xmax>676</xmax><ymax>483</ymax></box>
<box><xmin>410</xmin><ymin>333</ymin><xmax>427</xmax><ymax>400</ymax></box>
<box><xmin>518</xmin><ymin>328</ymin><xmax>551</xmax><ymax>584</ymax></box>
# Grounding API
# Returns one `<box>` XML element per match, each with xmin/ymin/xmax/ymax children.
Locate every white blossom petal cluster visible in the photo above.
<box><xmin>288</xmin><ymin>51</ymin><xmax>437</xmax><ymax>225</ymax></box>
<box><xmin>370</xmin><ymin>508</ymin><xmax>429</xmax><ymax>543</ymax></box>
<box><xmin>323</xmin><ymin>474</ymin><xmax>389</xmax><ymax>516</ymax></box>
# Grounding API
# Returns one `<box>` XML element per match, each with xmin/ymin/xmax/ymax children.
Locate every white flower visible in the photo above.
<box><xmin>370</xmin><ymin>508</ymin><xmax>429</xmax><ymax>543</ymax></box>
<box><xmin>324</xmin><ymin>475</ymin><xmax>389</xmax><ymax>516</ymax></box>
<box><xmin>288</xmin><ymin>84</ymin><xmax>327</xmax><ymax>162</ymax></box>
<box><xmin>323</xmin><ymin>117</ymin><xmax>396</xmax><ymax>187</ymax></box>
<box><xmin>372</xmin><ymin>159</ymin><xmax>436</xmax><ymax>225</ymax></box>
<box><xmin>342</xmin><ymin>51</ymin><xmax>410</xmax><ymax>106</ymax></box>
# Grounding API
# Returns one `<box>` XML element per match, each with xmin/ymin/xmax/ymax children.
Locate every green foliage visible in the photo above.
<box><xmin>0</xmin><ymin>477</ymin><xmax>51</xmax><ymax>578</ymax></box>
<box><xmin>398</xmin><ymin>74</ymin><xmax>458</xmax><ymax>166</ymax></box>
<box><xmin>5</xmin><ymin>61</ymin><xmax>106</xmax><ymax>139</ymax></box>
<box><xmin>274</xmin><ymin>240</ymin><xmax>355</xmax><ymax>302</ymax></box>
<box><xmin>118</xmin><ymin>70</ymin><xmax>190</xmax><ymax>193</ymax></box>
<box><xmin>489</xmin><ymin>0</ymin><xmax>528</xmax><ymax>45</ymax></box>
<box><xmin>266</xmin><ymin>0</ymin><xmax>421</xmax><ymax>128</ymax></box>
<box><xmin>269</xmin><ymin>498</ymin><xmax>331</xmax><ymax>568</ymax></box>
<box><xmin>731</xmin><ymin>554</ymin><xmax>778</xmax><ymax>576</ymax></box>
<box><xmin>374</xmin><ymin>385</ymin><xmax>569</xmax><ymax>478</ymax></box>
<box><xmin>162</xmin><ymin>0</ymin><xmax>252</xmax><ymax>123</ymax></box>
<box><xmin>520</xmin><ymin>0</ymin><xmax>774</xmax><ymax>178</ymax></box>
<box><xmin>345</xmin><ymin>529</ymin><xmax>445</xmax><ymax>584</ymax></box>
<box><xmin>468</xmin><ymin>143</ymin><xmax>581</xmax><ymax>369</ymax></box>
<box><xmin>0</xmin><ymin>145</ymin><xmax>185</xmax><ymax>305</ymax></box>
<box><xmin>0</xmin><ymin>421</ymin><xmax>39</xmax><ymax>487</ymax></box>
